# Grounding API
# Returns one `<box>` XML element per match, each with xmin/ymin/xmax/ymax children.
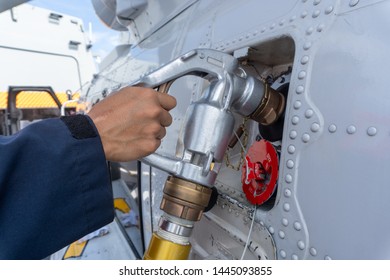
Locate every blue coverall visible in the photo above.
<box><xmin>0</xmin><ymin>115</ymin><xmax>114</xmax><ymax>259</ymax></box>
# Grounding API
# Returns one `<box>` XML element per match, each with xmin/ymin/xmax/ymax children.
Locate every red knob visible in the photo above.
<box><xmin>241</xmin><ymin>139</ymin><xmax>279</xmax><ymax>205</ymax></box>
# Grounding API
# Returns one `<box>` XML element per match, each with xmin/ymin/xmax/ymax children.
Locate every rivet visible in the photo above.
<box><xmin>294</xmin><ymin>221</ymin><xmax>302</xmax><ymax>231</ymax></box>
<box><xmin>301</xmin><ymin>55</ymin><xmax>309</xmax><ymax>64</ymax></box>
<box><xmin>328</xmin><ymin>124</ymin><xmax>337</xmax><ymax>133</ymax></box>
<box><xmin>296</xmin><ymin>85</ymin><xmax>305</xmax><ymax>94</ymax></box>
<box><xmin>294</xmin><ymin>101</ymin><xmax>302</xmax><ymax>109</ymax></box>
<box><xmin>302</xmin><ymin>0</ymin><xmax>308</xmax><ymax>2</ymax></box>
<box><xmin>349</xmin><ymin>0</ymin><xmax>359</xmax><ymax>7</ymax></box>
<box><xmin>290</xmin><ymin>15</ymin><xmax>297</xmax><ymax>22</ymax></box>
<box><xmin>311</xmin><ymin>122</ymin><xmax>320</xmax><ymax>132</ymax></box>
<box><xmin>347</xmin><ymin>125</ymin><xmax>357</xmax><ymax>134</ymax></box>
<box><xmin>325</xmin><ymin>5</ymin><xmax>334</xmax><ymax>14</ymax></box>
<box><xmin>305</xmin><ymin>109</ymin><xmax>314</xmax><ymax>118</ymax></box>
<box><xmin>279</xmin><ymin>230</ymin><xmax>286</xmax><ymax>239</ymax></box>
<box><xmin>306</xmin><ymin>27</ymin><xmax>314</xmax><ymax>35</ymax></box>
<box><xmin>288</xmin><ymin>145</ymin><xmax>296</xmax><ymax>154</ymax></box>
<box><xmin>284</xmin><ymin>188</ymin><xmax>292</xmax><ymax>197</ymax></box>
<box><xmin>303</xmin><ymin>42</ymin><xmax>312</xmax><ymax>50</ymax></box>
<box><xmin>297</xmin><ymin>241</ymin><xmax>305</xmax><ymax>250</ymax></box>
<box><xmin>367</xmin><ymin>127</ymin><xmax>377</xmax><ymax>136</ymax></box>
<box><xmin>286</xmin><ymin>160</ymin><xmax>295</xmax><ymax>169</ymax></box>
<box><xmin>292</xmin><ymin>254</ymin><xmax>299</xmax><ymax>260</ymax></box>
<box><xmin>292</xmin><ymin>116</ymin><xmax>300</xmax><ymax>125</ymax></box>
<box><xmin>302</xmin><ymin>133</ymin><xmax>311</xmax><ymax>143</ymax></box>
<box><xmin>298</xmin><ymin>71</ymin><xmax>307</xmax><ymax>79</ymax></box>
<box><xmin>290</xmin><ymin>130</ymin><xmax>298</xmax><ymax>139</ymax></box>
<box><xmin>301</xmin><ymin>11</ymin><xmax>308</xmax><ymax>18</ymax></box>
<box><xmin>270</xmin><ymin>23</ymin><xmax>276</xmax><ymax>30</ymax></box>
<box><xmin>261</xmin><ymin>27</ymin><xmax>266</xmax><ymax>33</ymax></box>
<box><xmin>285</xmin><ymin>174</ymin><xmax>293</xmax><ymax>183</ymax></box>
<box><xmin>325</xmin><ymin>255</ymin><xmax>332</xmax><ymax>260</ymax></box>
<box><xmin>269</xmin><ymin>226</ymin><xmax>275</xmax><ymax>234</ymax></box>
<box><xmin>282</xmin><ymin>218</ymin><xmax>289</xmax><ymax>226</ymax></box>
<box><xmin>313</xmin><ymin>0</ymin><xmax>321</xmax><ymax>5</ymax></box>
<box><xmin>280</xmin><ymin>250</ymin><xmax>287</xmax><ymax>258</ymax></box>
<box><xmin>317</xmin><ymin>23</ymin><xmax>325</xmax><ymax>32</ymax></box>
<box><xmin>310</xmin><ymin>247</ymin><xmax>317</xmax><ymax>256</ymax></box>
<box><xmin>312</xmin><ymin>10</ymin><xmax>320</xmax><ymax>18</ymax></box>
<box><xmin>283</xmin><ymin>203</ymin><xmax>291</xmax><ymax>212</ymax></box>
<box><xmin>253</xmin><ymin>30</ymin><xmax>258</xmax><ymax>36</ymax></box>
<box><xmin>279</xmin><ymin>19</ymin><xmax>285</xmax><ymax>26</ymax></box>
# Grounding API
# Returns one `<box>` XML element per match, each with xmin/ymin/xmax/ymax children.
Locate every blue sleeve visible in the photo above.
<box><xmin>0</xmin><ymin>115</ymin><xmax>114</xmax><ymax>259</ymax></box>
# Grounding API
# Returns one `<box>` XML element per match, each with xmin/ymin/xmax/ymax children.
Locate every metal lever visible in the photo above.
<box><xmin>133</xmin><ymin>49</ymin><xmax>238</xmax><ymax>88</ymax></box>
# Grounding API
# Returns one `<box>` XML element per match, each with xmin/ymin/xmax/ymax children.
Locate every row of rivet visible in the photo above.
<box><xmin>327</xmin><ymin>124</ymin><xmax>378</xmax><ymax>136</ymax></box>
<box><xmin>214</xmin><ymin>1</ymin><xmax>335</xmax><ymax>51</ymax></box>
<box><xmin>280</xmin><ymin>1</ymin><xmax>349</xmax><ymax>259</ymax></box>
<box><xmin>277</xmin><ymin>0</ymin><xmax>338</xmax><ymax>260</ymax></box>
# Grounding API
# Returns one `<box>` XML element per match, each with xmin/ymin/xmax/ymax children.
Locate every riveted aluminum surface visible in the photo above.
<box><xmin>84</xmin><ymin>0</ymin><xmax>390</xmax><ymax>260</ymax></box>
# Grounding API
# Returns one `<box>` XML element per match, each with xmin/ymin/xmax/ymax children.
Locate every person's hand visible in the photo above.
<box><xmin>88</xmin><ymin>86</ymin><xmax>177</xmax><ymax>162</ymax></box>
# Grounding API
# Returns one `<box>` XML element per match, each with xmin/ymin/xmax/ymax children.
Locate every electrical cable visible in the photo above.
<box><xmin>240</xmin><ymin>204</ymin><xmax>257</xmax><ymax>260</ymax></box>
<box><xmin>232</xmin><ymin>129</ymin><xmax>258</xmax><ymax>260</ymax></box>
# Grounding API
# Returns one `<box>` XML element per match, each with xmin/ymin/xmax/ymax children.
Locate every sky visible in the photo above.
<box><xmin>30</xmin><ymin>0</ymin><xmax>120</xmax><ymax>61</ymax></box>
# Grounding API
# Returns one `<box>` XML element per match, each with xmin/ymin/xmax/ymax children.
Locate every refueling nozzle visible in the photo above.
<box><xmin>133</xmin><ymin>49</ymin><xmax>285</xmax><ymax>259</ymax></box>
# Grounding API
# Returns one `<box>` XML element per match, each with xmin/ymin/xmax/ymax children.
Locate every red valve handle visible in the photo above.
<box><xmin>241</xmin><ymin>139</ymin><xmax>279</xmax><ymax>205</ymax></box>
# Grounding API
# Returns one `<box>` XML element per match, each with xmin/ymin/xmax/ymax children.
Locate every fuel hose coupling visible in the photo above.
<box><xmin>250</xmin><ymin>83</ymin><xmax>285</xmax><ymax>126</ymax></box>
<box><xmin>143</xmin><ymin>176</ymin><xmax>212</xmax><ymax>260</ymax></box>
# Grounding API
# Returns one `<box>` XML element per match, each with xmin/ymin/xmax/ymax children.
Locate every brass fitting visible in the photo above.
<box><xmin>160</xmin><ymin>176</ymin><xmax>212</xmax><ymax>221</ymax></box>
<box><xmin>250</xmin><ymin>83</ymin><xmax>285</xmax><ymax>125</ymax></box>
<box><xmin>143</xmin><ymin>176</ymin><xmax>212</xmax><ymax>260</ymax></box>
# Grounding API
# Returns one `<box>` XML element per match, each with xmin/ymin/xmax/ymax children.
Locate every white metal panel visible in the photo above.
<box><xmin>0</xmin><ymin>4</ymin><xmax>96</xmax><ymax>92</ymax></box>
<box><xmin>0</xmin><ymin>48</ymin><xmax>80</xmax><ymax>92</ymax></box>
